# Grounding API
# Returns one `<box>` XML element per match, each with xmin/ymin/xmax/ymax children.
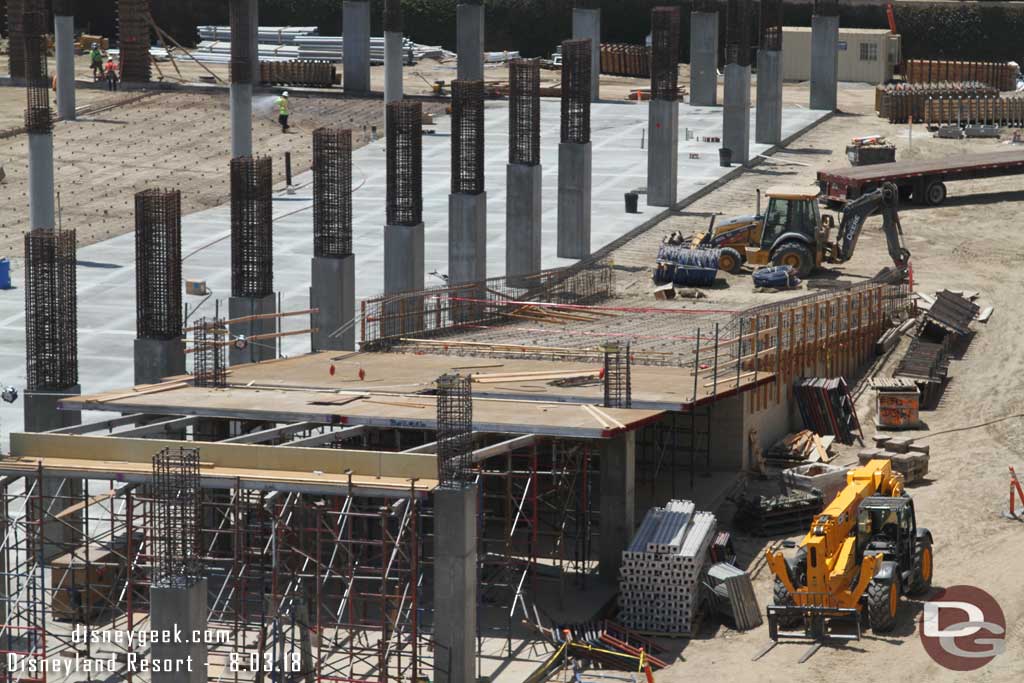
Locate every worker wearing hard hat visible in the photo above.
<box><xmin>89</xmin><ymin>43</ymin><xmax>103</xmax><ymax>81</ymax></box>
<box><xmin>276</xmin><ymin>91</ymin><xmax>290</xmax><ymax>133</ymax></box>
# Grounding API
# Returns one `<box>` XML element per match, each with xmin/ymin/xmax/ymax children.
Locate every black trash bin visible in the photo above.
<box><xmin>624</xmin><ymin>191</ymin><xmax>639</xmax><ymax>213</ymax></box>
<box><xmin>719</xmin><ymin>147</ymin><xmax>732</xmax><ymax>167</ymax></box>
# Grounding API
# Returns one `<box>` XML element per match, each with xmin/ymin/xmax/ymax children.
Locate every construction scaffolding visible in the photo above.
<box><xmin>451</xmin><ymin>80</ymin><xmax>486</xmax><ymax>196</ymax></box>
<box><xmin>24</xmin><ymin>229</ymin><xmax>78</xmax><ymax>392</ymax></box>
<box><xmin>725</xmin><ymin>0</ymin><xmax>753</xmax><ymax>67</ymax></box>
<box><xmin>385</xmin><ymin>101</ymin><xmax>423</xmax><ymax>227</ymax></box>
<box><xmin>22</xmin><ymin>6</ymin><xmax>51</xmax><ymax>134</ymax></box>
<box><xmin>230</xmin><ymin>156</ymin><xmax>274</xmax><ymax>298</ymax></box>
<box><xmin>509</xmin><ymin>59</ymin><xmax>541</xmax><ymax>166</ymax></box>
<box><xmin>760</xmin><ymin>0</ymin><xmax>784</xmax><ymax>51</ymax></box>
<box><xmin>560</xmin><ymin>39</ymin><xmax>592</xmax><ymax>144</ymax></box>
<box><xmin>313</xmin><ymin>128</ymin><xmax>354</xmax><ymax>258</ymax></box>
<box><xmin>135</xmin><ymin>189</ymin><xmax>183</xmax><ymax>340</ymax></box>
<box><xmin>650</xmin><ymin>6</ymin><xmax>681</xmax><ymax>102</ymax></box>
<box><xmin>117</xmin><ymin>0</ymin><xmax>152</xmax><ymax>83</ymax></box>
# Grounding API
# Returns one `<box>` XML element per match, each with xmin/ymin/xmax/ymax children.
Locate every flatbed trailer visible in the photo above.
<box><xmin>817</xmin><ymin>149</ymin><xmax>1024</xmax><ymax>207</ymax></box>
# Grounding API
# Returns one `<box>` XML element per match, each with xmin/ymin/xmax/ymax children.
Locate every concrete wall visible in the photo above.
<box><xmin>708</xmin><ymin>390</ymin><xmax>794</xmax><ymax>472</ymax></box>
<box><xmin>810</xmin><ymin>15</ymin><xmax>840</xmax><ymax>111</ymax></box>
<box><xmin>755</xmin><ymin>49</ymin><xmax>782</xmax><ymax>145</ymax></box>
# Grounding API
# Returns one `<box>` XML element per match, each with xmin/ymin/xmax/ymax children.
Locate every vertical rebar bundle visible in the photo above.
<box><xmin>603</xmin><ymin>341</ymin><xmax>632</xmax><ymax>409</ymax></box>
<box><xmin>693</xmin><ymin>0</ymin><xmax>717</xmax><ymax>11</ymax></box>
<box><xmin>229</xmin><ymin>0</ymin><xmax>255</xmax><ymax>84</ymax></box>
<box><xmin>135</xmin><ymin>189</ymin><xmax>183</xmax><ymax>340</ymax></box>
<box><xmin>814</xmin><ymin>0</ymin><xmax>839</xmax><ymax>16</ymax></box>
<box><xmin>386</xmin><ymin>101</ymin><xmax>423</xmax><ymax>226</ymax></box>
<box><xmin>193</xmin><ymin>318</ymin><xmax>227</xmax><ymax>388</ymax></box>
<box><xmin>383</xmin><ymin>0</ymin><xmax>403</xmax><ymax>32</ymax></box>
<box><xmin>726</xmin><ymin>0</ymin><xmax>753</xmax><ymax>66</ymax></box>
<box><xmin>313</xmin><ymin>128</ymin><xmax>354</xmax><ymax>258</ymax></box>
<box><xmin>117</xmin><ymin>0</ymin><xmax>152</xmax><ymax>82</ymax></box>
<box><xmin>152</xmin><ymin>447</ymin><xmax>203</xmax><ymax>587</ymax></box>
<box><xmin>6</xmin><ymin>0</ymin><xmax>25</xmax><ymax>81</ymax></box>
<box><xmin>760</xmin><ymin>0</ymin><xmax>783</xmax><ymax>51</ymax></box>
<box><xmin>436</xmin><ymin>373</ymin><xmax>474</xmax><ymax>488</ymax></box>
<box><xmin>561</xmin><ymin>39</ymin><xmax>592</xmax><ymax>144</ymax></box>
<box><xmin>230</xmin><ymin>156</ymin><xmax>273</xmax><ymax>297</ymax></box>
<box><xmin>509</xmin><ymin>59</ymin><xmax>541</xmax><ymax>166</ymax></box>
<box><xmin>25</xmin><ymin>229</ymin><xmax>78</xmax><ymax>392</ymax></box>
<box><xmin>451</xmin><ymin>80</ymin><xmax>485</xmax><ymax>195</ymax></box>
<box><xmin>22</xmin><ymin>6</ymin><xmax>51</xmax><ymax>134</ymax></box>
<box><xmin>651</xmin><ymin>6</ymin><xmax>681</xmax><ymax>102</ymax></box>
<box><xmin>52</xmin><ymin>0</ymin><xmax>74</xmax><ymax>15</ymax></box>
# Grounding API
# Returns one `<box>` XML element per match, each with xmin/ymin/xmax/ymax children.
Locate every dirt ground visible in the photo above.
<box><xmin>602</xmin><ymin>89</ymin><xmax>1024</xmax><ymax>681</ymax></box>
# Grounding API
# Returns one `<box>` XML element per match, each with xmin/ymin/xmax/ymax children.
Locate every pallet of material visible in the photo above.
<box><xmin>905</xmin><ymin>59</ymin><xmax>1020</xmax><ymax>91</ymax></box>
<box><xmin>858</xmin><ymin>448</ymin><xmax>929</xmax><ymax>485</ymax></box>
<box><xmin>877</xmin><ymin>81</ymin><xmax>999</xmax><ymax>122</ymax></box>
<box><xmin>764</xmin><ymin>429</ymin><xmax>834</xmax><ymax>464</ymax></box>
<box><xmin>782</xmin><ymin>462</ymin><xmax>855</xmax><ymax>505</ymax></box>
<box><xmin>600</xmin><ymin>43</ymin><xmax>651</xmax><ymax>78</ymax></box>
<box><xmin>794</xmin><ymin>378</ymin><xmax>864</xmax><ymax>446</ymax></box>
<box><xmin>260</xmin><ymin>60</ymin><xmax>337</xmax><ymax>87</ymax></box>
<box><xmin>920</xmin><ymin>290</ymin><xmax>979</xmax><ymax>341</ymax></box>
<box><xmin>707</xmin><ymin>562</ymin><xmax>762</xmax><ymax>631</ymax></box>
<box><xmin>732</xmin><ymin>489</ymin><xmax>824</xmax><ymax>536</ymax></box>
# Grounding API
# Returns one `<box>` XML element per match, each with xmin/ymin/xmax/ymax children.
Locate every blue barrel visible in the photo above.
<box><xmin>0</xmin><ymin>258</ymin><xmax>10</xmax><ymax>290</ymax></box>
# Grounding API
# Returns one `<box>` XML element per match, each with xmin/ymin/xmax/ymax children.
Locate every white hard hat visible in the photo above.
<box><xmin>282</xmin><ymin>91</ymin><xmax>289</xmax><ymax>97</ymax></box>
<box><xmin>91</xmin><ymin>42</ymin><xmax>98</xmax><ymax>48</ymax></box>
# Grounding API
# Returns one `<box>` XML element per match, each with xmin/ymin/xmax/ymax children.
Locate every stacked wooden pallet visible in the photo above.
<box><xmin>618</xmin><ymin>501</ymin><xmax>716</xmax><ymax>636</ymax></box>
<box><xmin>600</xmin><ymin>43</ymin><xmax>651</xmax><ymax>78</ymax></box>
<box><xmin>924</xmin><ymin>95</ymin><xmax>1024</xmax><ymax>127</ymax></box>
<box><xmin>905</xmin><ymin>59</ymin><xmax>1019</xmax><ymax>92</ymax></box>
<box><xmin>764</xmin><ymin>430</ymin><xmax>834</xmax><ymax>464</ymax></box>
<box><xmin>732</xmin><ymin>489</ymin><xmax>824</xmax><ymax>536</ymax></box>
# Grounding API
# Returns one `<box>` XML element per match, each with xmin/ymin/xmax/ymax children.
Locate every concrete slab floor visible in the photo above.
<box><xmin>0</xmin><ymin>99</ymin><xmax>825</xmax><ymax>447</ymax></box>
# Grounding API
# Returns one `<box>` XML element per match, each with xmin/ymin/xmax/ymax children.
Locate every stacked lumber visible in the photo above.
<box><xmin>260</xmin><ymin>60</ymin><xmax>336</xmax><ymax>87</ymax></box>
<box><xmin>764</xmin><ymin>430</ymin><xmax>833</xmax><ymax>464</ymax></box>
<box><xmin>600</xmin><ymin>43</ymin><xmax>651</xmax><ymax>78</ymax></box>
<box><xmin>794</xmin><ymin>378</ymin><xmax>863</xmax><ymax>446</ymax></box>
<box><xmin>707</xmin><ymin>563</ymin><xmax>762</xmax><ymax>631</ymax></box>
<box><xmin>498</xmin><ymin>303</ymin><xmax>614</xmax><ymax>325</ymax></box>
<box><xmin>468</xmin><ymin>368</ymin><xmax>601</xmax><ymax>384</ymax></box>
<box><xmin>924</xmin><ymin>95</ymin><xmax>1024</xmax><ymax>127</ymax></box>
<box><xmin>877</xmin><ymin>81</ymin><xmax>999</xmax><ymax>122</ymax></box>
<box><xmin>732</xmin><ymin>489</ymin><xmax>824</xmax><ymax>536</ymax></box>
<box><xmin>921</xmin><ymin>290</ymin><xmax>979</xmax><ymax>341</ymax></box>
<box><xmin>618</xmin><ymin>501</ymin><xmax>716</xmax><ymax>636</ymax></box>
<box><xmin>905</xmin><ymin>59</ymin><xmax>1019</xmax><ymax>91</ymax></box>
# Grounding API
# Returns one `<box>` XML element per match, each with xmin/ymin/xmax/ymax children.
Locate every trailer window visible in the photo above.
<box><xmin>859</xmin><ymin>42</ymin><xmax>878</xmax><ymax>62</ymax></box>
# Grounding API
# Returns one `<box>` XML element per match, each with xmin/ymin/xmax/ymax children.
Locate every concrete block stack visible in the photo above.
<box><xmin>859</xmin><ymin>436</ymin><xmax>930</xmax><ymax>484</ymax></box>
<box><xmin>618</xmin><ymin>500</ymin><xmax>716</xmax><ymax>635</ymax></box>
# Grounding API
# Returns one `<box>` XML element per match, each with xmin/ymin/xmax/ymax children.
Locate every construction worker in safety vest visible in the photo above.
<box><xmin>104</xmin><ymin>57</ymin><xmax>119</xmax><ymax>91</ymax></box>
<box><xmin>89</xmin><ymin>43</ymin><xmax>103</xmax><ymax>80</ymax></box>
<box><xmin>276</xmin><ymin>91</ymin><xmax>290</xmax><ymax>133</ymax></box>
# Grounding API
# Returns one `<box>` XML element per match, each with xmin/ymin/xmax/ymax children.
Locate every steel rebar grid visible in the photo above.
<box><xmin>117</xmin><ymin>0</ymin><xmax>152</xmax><ymax>82</ymax></box>
<box><xmin>386</xmin><ymin>100</ymin><xmax>424</xmax><ymax>226</ymax></box>
<box><xmin>760</xmin><ymin>0</ymin><xmax>784</xmax><ymax>51</ymax></box>
<box><xmin>451</xmin><ymin>79</ymin><xmax>485</xmax><ymax>195</ymax></box>
<box><xmin>560</xmin><ymin>39</ymin><xmax>592</xmax><ymax>144</ymax></box>
<box><xmin>436</xmin><ymin>374</ymin><xmax>474</xmax><ymax>488</ymax></box>
<box><xmin>509</xmin><ymin>58</ymin><xmax>541</xmax><ymax>165</ymax></box>
<box><xmin>6</xmin><ymin>0</ymin><xmax>25</xmax><ymax>80</ymax></box>
<box><xmin>383</xmin><ymin>0</ymin><xmax>403</xmax><ymax>32</ymax></box>
<box><xmin>152</xmin><ymin>447</ymin><xmax>203</xmax><ymax>587</ymax></box>
<box><xmin>230</xmin><ymin>155</ymin><xmax>274</xmax><ymax>297</ymax></box>
<box><xmin>135</xmin><ymin>189</ymin><xmax>183</xmax><ymax>340</ymax></box>
<box><xmin>650</xmin><ymin>6</ymin><xmax>681</xmax><ymax>102</ymax></box>
<box><xmin>193</xmin><ymin>317</ymin><xmax>228</xmax><ymax>387</ymax></box>
<box><xmin>814</xmin><ymin>0</ymin><xmax>839</xmax><ymax>16</ymax></box>
<box><xmin>313</xmin><ymin>128</ymin><xmax>354</xmax><ymax>257</ymax></box>
<box><xmin>602</xmin><ymin>341</ymin><xmax>632</xmax><ymax>409</ymax></box>
<box><xmin>229</xmin><ymin>0</ymin><xmax>255</xmax><ymax>84</ymax></box>
<box><xmin>25</xmin><ymin>229</ymin><xmax>78</xmax><ymax>391</ymax></box>
<box><xmin>22</xmin><ymin>6</ymin><xmax>51</xmax><ymax>134</ymax></box>
<box><xmin>726</xmin><ymin>0</ymin><xmax>753</xmax><ymax>66</ymax></box>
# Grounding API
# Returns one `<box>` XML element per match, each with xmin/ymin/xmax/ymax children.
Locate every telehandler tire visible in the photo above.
<box><xmin>867</xmin><ymin>579</ymin><xmax>899</xmax><ymax>633</ymax></box>
<box><xmin>772</xmin><ymin>578</ymin><xmax>802</xmax><ymax>628</ymax></box>
<box><xmin>909</xmin><ymin>539</ymin><xmax>934</xmax><ymax>596</ymax></box>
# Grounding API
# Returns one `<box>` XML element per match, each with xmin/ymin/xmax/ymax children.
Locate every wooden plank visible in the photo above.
<box><xmin>54</xmin><ymin>488</ymin><xmax>117</xmax><ymax>521</ymax></box>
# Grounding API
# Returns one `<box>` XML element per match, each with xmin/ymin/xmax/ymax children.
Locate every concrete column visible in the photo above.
<box><xmin>343</xmin><ymin>1</ymin><xmax>371</xmax><ymax>93</ymax></box>
<box><xmin>383</xmin><ymin>223</ymin><xmax>425</xmax><ymax>335</ymax></box>
<box><xmin>646</xmin><ymin>99</ymin><xmax>679</xmax><ymax>207</ymax></box>
<box><xmin>755</xmin><ymin>49</ymin><xmax>783</xmax><ymax>145</ymax></box>
<box><xmin>457</xmin><ymin>3</ymin><xmax>485</xmax><ymax>82</ymax></box>
<box><xmin>599</xmin><ymin>432</ymin><xmax>635</xmax><ymax>583</ymax></box>
<box><xmin>230</xmin><ymin>83</ymin><xmax>253</xmax><ymax>159</ymax></box>
<box><xmin>557</xmin><ymin>142</ymin><xmax>592</xmax><ymax>259</ymax></box>
<box><xmin>28</xmin><ymin>133</ymin><xmax>55</xmax><ymax>229</ymax></box>
<box><xmin>448</xmin><ymin>193</ymin><xmax>487</xmax><ymax>286</ymax></box>
<box><xmin>39</xmin><ymin>476</ymin><xmax>83</xmax><ymax>562</ymax></box>
<box><xmin>228</xmin><ymin>293</ymin><xmax>278</xmax><ymax>365</ymax></box>
<box><xmin>723</xmin><ymin>63</ymin><xmax>751</xmax><ymax>165</ymax></box>
<box><xmin>810</xmin><ymin>14</ymin><xmax>839</xmax><ymax>112</ymax></box>
<box><xmin>689</xmin><ymin>12</ymin><xmax>719</xmax><ymax>106</ymax></box>
<box><xmin>432</xmin><ymin>486</ymin><xmax>478</xmax><ymax>683</ymax></box>
<box><xmin>384</xmin><ymin>31</ymin><xmax>404</xmax><ymax>103</ymax></box>
<box><xmin>134</xmin><ymin>338</ymin><xmax>187</xmax><ymax>386</ymax></box>
<box><xmin>150</xmin><ymin>579</ymin><xmax>208</xmax><ymax>683</ymax></box>
<box><xmin>310</xmin><ymin>254</ymin><xmax>356</xmax><ymax>351</ymax></box>
<box><xmin>506</xmin><ymin>163</ymin><xmax>542</xmax><ymax>280</ymax></box>
<box><xmin>54</xmin><ymin>15</ymin><xmax>75</xmax><ymax>121</ymax></box>
<box><xmin>572</xmin><ymin>8</ymin><xmax>601</xmax><ymax>101</ymax></box>
<box><xmin>249</xmin><ymin>0</ymin><xmax>260</xmax><ymax>84</ymax></box>
<box><xmin>23</xmin><ymin>386</ymin><xmax>81</xmax><ymax>433</ymax></box>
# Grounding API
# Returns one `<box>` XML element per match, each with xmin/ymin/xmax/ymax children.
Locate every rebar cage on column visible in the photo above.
<box><xmin>451</xmin><ymin>79</ymin><xmax>485</xmax><ymax>195</ymax></box>
<box><xmin>118</xmin><ymin>0</ymin><xmax>152</xmax><ymax>82</ymax></box>
<box><xmin>230</xmin><ymin>155</ymin><xmax>274</xmax><ymax>297</ymax></box>
<box><xmin>193</xmin><ymin>317</ymin><xmax>228</xmax><ymax>387</ymax></box>
<box><xmin>602</xmin><ymin>341</ymin><xmax>632</xmax><ymax>409</ymax></box>
<box><xmin>313</xmin><ymin>128</ymin><xmax>354</xmax><ymax>257</ymax></box>
<box><xmin>509</xmin><ymin>58</ymin><xmax>541</xmax><ymax>165</ymax></box>
<box><xmin>814</xmin><ymin>0</ymin><xmax>840</xmax><ymax>17</ymax></box>
<box><xmin>52</xmin><ymin>0</ymin><xmax>74</xmax><ymax>15</ymax></box>
<box><xmin>386</xmin><ymin>100</ymin><xmax>423</xmax><ymax>226</ymax></box>
<box><xmin>726</xmin><ymin>0</ymin><xmax>753</xmax><ymax>66</ymax></box>
<box><xmin>25</xmin><ymin>229</ymin><xmax>78</xmax><ymax>391</ymax></box>
<box><xmin>651</xmin><ymin>6</ymin><xmax>681</xmax><ymax>101</ymax></box>
<box><xmin>135</xmin><ymin>189</ymin><xmax>183</xmax><ymax>340</ymax></box>
<box><xmin>152</xmin><ymin>447</ymin><xmax>203</xmax><ymax>587</ymax></box>
<box><xmin>6</xmin><ymin>0</ymin><xmax>25</xmax><ymax>80</ymax></box>
<box><xmin>693</xmin><ymin>0</ymin><xmax>717</xmax><ymax>12</ymax></box>
<box><xmin>23</xmin><ymin>6</ymin><xmax>51</xmax><ymax>134</ymax></box>
<box><xmin>760</xmin><ymin>0</ymin><xmax>783</xmax><ymax>51</ymax></box>
<box><xmin>436</xmin><ymin>374</ymin><xmax>474</xmax><ymax>488</ymax></box>
<box><xmin>383</xmin><ymin>0</ymin><xmax>403</xmax><ymax>32</ymax></box>
<box><xmin>229</xmin><ymin>0</ymin><xmax>255</xmax><ymax>84</ymax></box>
<box><xmin>561</xmin><ymin>39</ymin><xmax>592</xmax><ymax>144</ymax></box>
